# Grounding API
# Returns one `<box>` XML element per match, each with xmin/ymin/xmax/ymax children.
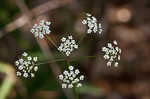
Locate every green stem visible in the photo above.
<box><xmin>66</xmin><ymin>58</ymin><xmax>71</xmax><ymax>66</ymax></box>
<box><xmin>73</xmin><ymin>87</ymin><xmax>79</xmax><ymax>99</ymax></box>
<box><xmin>36</xmin><ymin>55</ymin><xmax>98</xmax><ymax>66</ymax></box>
<box><xmin>36</xmin><ymin>58</ymin><xmax>66</xmax><ymax>65</ymax></box>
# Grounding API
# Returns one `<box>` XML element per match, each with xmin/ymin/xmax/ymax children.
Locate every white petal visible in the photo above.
<box><xmin>80</xmin><ymin>75</ymin><xmax>84</xmax><ymax>80</ymax></box>
<box><xmin>69</xmin><ymin>66</ymin><xmax>74</xmax><ymax>70</ymax></box>
<box><xmin>34</xmin><ymin>66</ymin><xmax>38</xmax><ymax>71</ymax></box>
<box><xmin>113</xmin><ymin>40</ymin><xmax>118</xmax><ymax>45</ymax></box>
<box><xmin>77</xmin><ymin>83</ymin><xmax>82</xmax><ymax>88</ymax></box>
<box><xmin>86</xmin><ymin>13</ymin><xmax>91</xmax><ymax>16</ymax></box>
<box><xmin>107</xmin><ymin>61</ymin><xmax>112</xmax><ymax>66</ymax></box>
<box><xmin>62</xmin><ymin>83</ymin><xmax>67</xmax><ymax>88</ymax></box>
<box><xmin>23</xmin><ymin>73</ymin><xmax>28</xmax><ymax>78</ymax></box>
<box><xmin>22</xmin><ymin>52</ymin><xmax>28</xmax><ymax>56</ymax></box>
<box><xmin>33</xmin><ymin>57</ymin><xmax>38</xmax><ymax>62</ymax></box>
<box><xmin>114</xmin><ymin>62</ymin><xmax>118</xmax><ymax>67</ymax></box>
<box><xmin>15</xmin><ymin>61</ymin><xmax>19</xmax><ymax>66</ymax></box>
<box><xmin>68</xmin><ymin>84</ymin><xmax>73</xmax><ymax>88</ymax></box>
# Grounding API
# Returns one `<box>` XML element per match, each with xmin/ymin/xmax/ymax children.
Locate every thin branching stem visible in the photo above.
<box><xmin>73</xmin><ymin>87</ymin><xmax>79</xmax><ymax>99</ymax></box>
<box><xmin>36</xmin><ymin>58</ymin><xmax>66</xmax><ymax>65</ymax></box>
<box><xmin>36</xmin><ymin>55</ymin><xmax>98</xmax><ymax>66</ymax></box>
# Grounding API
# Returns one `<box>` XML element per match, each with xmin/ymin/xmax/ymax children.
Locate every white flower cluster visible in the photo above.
<box><xmin>58</xmin><ymin>35</ymin><xmax>78</xmax><ymax>56</ymax></box>
<box><xmin>59</xmin><ymin>66</ymin><xmax>84</xmax><ymax>88</ymax></box>
<box><xmin>82</xmin><ymin>13</ymin><xmax>102</xmax><ymax>34</ymax></box>
<box><xmin>30</xmin><ymin>20</ymin><xmax>51</xmax><ymax>39</ymax></box>
<box><xmin>102</xmin><ymin>40</ymin><xmax>121</xmax><ymax>67</ymax></box>
<box><xmin>15</xmin><ymin>52</ymin><xmax>38</xmax><ymax>78</ymax></box>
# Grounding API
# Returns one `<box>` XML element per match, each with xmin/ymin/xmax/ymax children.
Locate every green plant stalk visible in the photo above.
<box><xmin>73</xmin><ymin>87</ymin><xmax>79</xmax><ymax>99</ymax></box>
<box><xmin>36</xmin><ymin>55</ymin><xmax>98</xmax><ymax>66</ymax></box>
<box><xmin>36</xmin><ymin>58</ymin><xmax>66</xmax><ymax>65</ymax></box>
<box><xmin>67</xmin><ymin>59</ymin><xmax>71</xmax><ymax>66</ymax></box>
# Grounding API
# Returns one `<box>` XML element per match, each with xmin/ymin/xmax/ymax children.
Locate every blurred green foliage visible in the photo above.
<box><xmin>0</xmin><ymin>0</ymin><xmax>19</xmax><ymax>28</ymax></box>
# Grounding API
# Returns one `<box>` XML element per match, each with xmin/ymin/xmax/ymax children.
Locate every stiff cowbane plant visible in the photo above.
<box><xmin>15</xmin><ymin>13</ymin><xmax>122</xmax><ymax>99</ymax></box>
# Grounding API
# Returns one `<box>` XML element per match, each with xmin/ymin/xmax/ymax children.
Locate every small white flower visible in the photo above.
<box><xmin>69</xmin><ymin>66</ymin><xmax>74</xmax><ymax>70</ymax></box>
<box><xmin>31</xmin><ymin>20</ymin><xmax>51</xmax><ymax>39</ymax></box>
<box><xmin>62</xmin><ymin>83</ymin><xmax>67</xmax><ymax>88</ymax></box>
<box><xmin>104</xmin><ymin>55</ymin><xmax>109</xmax><ymax>60</ymax></box>
<box><xmin>22</xmin><ymin>52</ymin><xmax>28</xmax><ymax>56</ymax></box>
<box><xmin>63</xmin><ymin>71</ymin><xmax>69</xmax><ymax>75</ymax></box>
<box><xmin>99</xmin><ymin>29</ymin><xmax>103</xmax><ymax>34</ymax></box>
<box><xmin>99</xmin><ymin>23</ymin><xmax>102</xmax><ymax>28</ymax></box>
<box><xmin>16</xmin><ymin>71</ymin><xmax>21</xmax><ymax>76</ymax></box>
<box><xmin>82</xmin><ymin>20</ymin><xmax>87</xmax><ymax>24</ymax></box>
<box><xmin>82</xmin><ymin>13</ymin><xmax>103</xmax><ymax>34</ymax></box>
<box><xmin>114</xmin><ymin>62</ymin><xmax>118</xmax><ymax>67</ymax></box>
<box><xmin>31</xmin><ymin>73</ymin><xmax>35</xmax><ymax>78</ymax></box>
<box><xmin>59</xmin><ymin>66</ymin><xmax>84</xmax><ymax>88</ymax></box>
<box><xmin>23</xmin><ymin>72</ymin><xmax>28</xmax><ymax>78</ymax></box>
<box><xmin>15</xmin><ymin>52</ymin><xmax>38</xmax><ymax>78</ymax></box>
<box><xmin>74</xmin><ymin>45</ymin><xmax>78</xmax><ymax>49</ymax></box>
<box><xmin>19</xmin><ymin>59</ymin><xmax>24</xmax><ymax>63</ymax></box>
<box><xmin>59</xmin><ymin>75</ymin><xmax>63</xmax><ymax>80</ymax></box>
<box><xmin>86</xmin><ymin>13</ymin><xmax>91</xmax><ymax>16</ymax></box>
<box><xmin>102</xmin><ymin>40</ymin><xmax>121</xmax><ymax>67</ymax></box>
<box><xmin>113</xmin><ymin>40</ymin><xmax>118</xmax><ymax>45</ymax></box>
<box><xmin>80</xmin><ymin>75</ymin><xmax>84</xmax><ymax>80</ymax></box>
<box><xmin>77</xmin><ymin>83</ymin><xmax>82</xmax><ymax>87</ymax></box>
<box><xmin>58</xmin><ymin>35</ymin><xmax>78</xmax><ymax>56</ymax></box>
<box><xmin>87</xmin><ymin>29</ymin><xmax>92</xmax><ymax>33</ymax></box>
<box><xmin>108</xmin><ymin>43</ymin><xmax>112</xmax><ymax>48</ymax></box>
<box><xmin>18</xmin><ymin>66</ymin><xmax>24</xmax><ymax>70</ymax></box>
<box><xmin>27</xmin><ymin>56</ymin><xmax>32</xmax><ymax>61</ymax></box>
<box><xmin>46</xmin><ymin>21</ymin><xmax>51</xmax><ymax>25</ymax></box>
<box><xmin>68</xmin><ymin>36</ymin><xmax>73</xmax><ymax>39</ymax></box>
<box><xmin>34</xmin><ymin>66</ymin><xmax>38</xmax><ymax>72</ymax></box>
<box><xmin>15</xmin><ymin>61</ymin><xmax>19</xmax><ymax>66</ymax></box>
<box><xmin>61</xmin><ymin>37</ymin><xmax>66</xmax><ymax>42</ymax></box>
<box><xmin>33</xmin><ymin>57</ymin><xmax>38</xmax><ymax>62</ymax></box>
<box><xmin>119</xmin><ymin>49</ymin><xmax>122</xmax><ymax>53</ymax></box>
<box><xmin>118</xmin><ymin>55</ymin><xmax>120</xmax><ymax>60</ymax></box>
<box><xmin>75</xmin><ymin>69</ymin><xmax>80</xmax><ymax>74</ymax></box>
<box><xmin>107</xmin><ymin>62</ymin><xmax>112</xmax><ymax>66</ymax></box>
<box><xmin>68</xmin><ymin>84</ymin><xmax>73</xmax><ymax>88</ymax></box>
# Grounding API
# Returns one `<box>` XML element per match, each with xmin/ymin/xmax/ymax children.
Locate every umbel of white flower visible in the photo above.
<box><xmin>15</xmin><ymin>52</ymin><xmax>38</xmax><ymax>78</ymax></box>
<box><xmin>82</xmin><ymin>13</ymin><xmax>102</xmax><ymax>34</ymax></box>
<box><xmin>30</xmin><ymin>20</ymin><xmax>51</xmax><ymax>39</ymax></box>
<box><xmin>58</xmin><ymin>35</ymin><xmax>78</xmax><ymax>56</ymax></box>
<box><xmin>102</xmin><ymin>40</ymin><xmax>121</xmax><ymax>67</ymax></box>
<box><xmin>59</xmin><ymin>66</ymin><xmax>84</xmax><ymax>88</ymax></box>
